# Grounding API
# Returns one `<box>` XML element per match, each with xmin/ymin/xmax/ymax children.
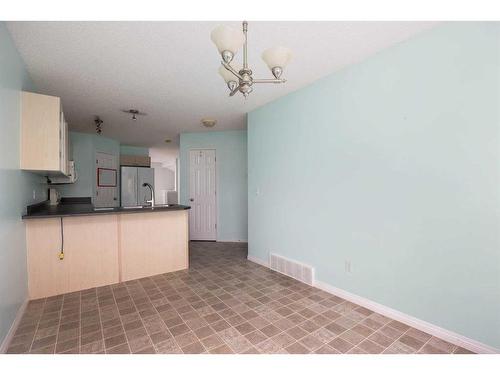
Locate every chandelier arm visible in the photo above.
<box><xmin>221</xmin><ymin>62</ymin><xmax>243</xmax><ymax>80</ymax></box>
<box><xmin>252</xmin><ymin>78</ymin><xmax>287</xmax><ymax>84</ymax></box>
<box><xmin>229</xmin><ymin>84</ymin><xmax>241</xmax><ymax>97</ymax></box>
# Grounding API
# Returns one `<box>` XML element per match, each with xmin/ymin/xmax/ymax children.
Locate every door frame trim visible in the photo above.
<box><xmin>94</xmin><ymin>151</ymin><xmax>119</xmax><ymax>207</ymax></box>
<box><xmin>188</xmin><ymin>148</ymin><xmax>218</xmax><ymax>241</ymax></box>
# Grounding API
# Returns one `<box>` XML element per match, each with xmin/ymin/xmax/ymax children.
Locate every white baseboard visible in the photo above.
<box><xmin>0</xmin><ymin>299</ymin><xmax>28</xmax><ymax>353</ymax></box>
<box><xmin>247</xmin><ymin>255</ymin><xmax>499</xmax><ymax>354</ymax></box>
<box><xmin>217</xmin><ymin>240</ymin><xmax>248</xmax><ymax>243</ymax></box>
<box><xmin>247</xmin><ymin>255</ymin><xmax>268</xmax><ymax>267</ymax></box>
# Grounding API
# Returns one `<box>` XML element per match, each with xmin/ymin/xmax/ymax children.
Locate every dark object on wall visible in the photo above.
<box><xmin>94</xmin><ymin>116</ymin><xmax>104</xmax><ymax>135</ymax></box>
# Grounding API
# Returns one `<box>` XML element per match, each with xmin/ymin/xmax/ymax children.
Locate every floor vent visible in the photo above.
<box><xmin>269</xmin><ymin>253</ymin><xmax>314</xmax><ymax>285</ymax></box>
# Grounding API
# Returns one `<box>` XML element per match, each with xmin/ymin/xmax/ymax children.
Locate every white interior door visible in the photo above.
<box><xmin>189</xmin><ymin>149</ymin><xmax>216</xmax><ymax>240</ymax></box>
<box><xmin>95</xmin><ymin>152</ymin><xmax>119</xmax><ymax>207</ymax></box>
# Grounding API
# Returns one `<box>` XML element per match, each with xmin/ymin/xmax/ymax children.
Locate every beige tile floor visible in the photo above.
<box><xmin>6</xmin><ymin>241</ymin><xmax>473</xmax><ymax>354</ymax></box>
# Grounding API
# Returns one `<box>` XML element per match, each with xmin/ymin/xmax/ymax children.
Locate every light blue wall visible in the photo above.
<box><xmin>0</xmin><ymin>22</ymin><xmax>47</xmax><ymax>346</ymax></box>
<box><xmin>57</xmin><ymin>131</ymin><xmax>120</xmax><ymax>203</ymax></box>
<box><xmin>248</xmin><ymin>23</ymin><xmax>500</xmax><ymax>349</ymax></box>
<box><xmin>120</xmin><ymin>145</ymin><xmax>149</xmax><ymax>156</ymax></box>
<box><xmin>180</xmin><ymin>131</ymin><xmax>247</xmax><ymax>242</ymax></box>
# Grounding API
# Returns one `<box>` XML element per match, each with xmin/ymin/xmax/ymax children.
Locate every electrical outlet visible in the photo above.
<box><xmin>345</xmin><ymin>260</ymin><xmax>351</xmax><ymax>273</ymax></box>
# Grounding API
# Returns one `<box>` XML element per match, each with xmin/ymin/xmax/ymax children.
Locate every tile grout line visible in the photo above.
<box><xmin>28</xmin><ymin>298</ymin><xmax>48</xmax><ymax>353</ymax></box>
<box><xmin>246</xmin><ymin>261</ymin><xmax>424</xmax><ymax>354</ymax></box>
<box><xmin>365</xmin><ymin>320</ymin><xmax>405</xmax><ymax>354</ymax></box>
<box><xmin>96</xmin><ymin>289</ymin><xmax>108</xmax><ymax>353</ymax></box>
<box><xmin>126</xmin><ymin>280</ymin><xmax>158</xmax><ymax>353</ymax></box>
<box><xmin>196</xmin><ymin>262</ymin><xmax>324</xmax><ymax>353</ymax></box>
<box><xmin>236</xmin><ymin>260</ymin><xmax>385</xmax><ymax>352</ymax></box>
<box><xmin>155</xmin><ymin>272</ymin><xmax>241</xmax><ymax>353</ymax></box>
<box><xmin>9</xmin><ymin>243</ymin><xmax>470</xmax><ymax>355</ymax></box>
<box><xmin>181</xmin><ymin>272</ymin><xmax>268</xmax><ymax>353</ymax></box>
<box><xmin>174</xmin><ymin>266</ymin><xmax>310</xmax><ymax>353</ymax></box>
<box><xmin>251</xmin><ymin>259</ymin><xmax>469</xmax><ymax>354</ymax></box>
<box><xmin>53</xmin><ymin>296</ymin><xmax>66</xmax><ymax>354</ymax></box>
<box><xmin>79</xmin><ymin>291</ymin><xmax>89</xmax><ymax>353</ymax></box>
<box><xmin>151</xmin><ymin>274</ymin><xmax>212</xmax><ymax>353</ymax></box>
<box><xmin>415</xmin><ymin>334</ymin><xmax>436</xmax><ymax>354</ymax></box>
<box><xmin>107</xmin><ymin>284</ymin><xmax>132</xmax><ymax>353</ymax></box>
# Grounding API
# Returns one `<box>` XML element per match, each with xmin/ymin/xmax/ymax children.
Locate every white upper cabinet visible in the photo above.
<box><xmin>20</xmin><ymin>91</ymin><xmax>69</xmax><ymax>176</ymax></box>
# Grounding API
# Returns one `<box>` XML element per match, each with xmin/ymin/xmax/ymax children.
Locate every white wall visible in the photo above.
<box><xmin>149</xmin><ymin>146</ymin><xmax>178</xmax><ymax>170</ymax></box>
<box><xmin>152</xmin><ymin>162</ymin><xmax>176</xmax><ymax>204</ymax></box>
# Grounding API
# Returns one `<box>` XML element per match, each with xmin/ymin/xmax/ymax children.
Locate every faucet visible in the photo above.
<box><xmin>142</xmin><ymin>182</ymin><xmax>155</xmax><ymax>208</ymax></box>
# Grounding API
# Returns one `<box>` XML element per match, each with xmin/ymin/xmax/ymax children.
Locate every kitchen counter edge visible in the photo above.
<box><xmin>22</xmin><ymin>203</ymin><xmax>191</xmax><ymax>220</ymax></box>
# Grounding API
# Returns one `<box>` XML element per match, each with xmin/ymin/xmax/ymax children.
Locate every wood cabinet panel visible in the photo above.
<box><xmin>25</xmin><ymin>210</ymin><xmax>189</xmax><ymax>299</ymax></box>
<box><xmin>26</xmin><ymin>218</ymin><xmax>68</xmax><ymax>299</ymax></box>
<box><xmin>26</xmin><ymin>215</ymin><xmax>119</xmax><ymax>299</ymax></box>
<box><xmin>21</xmin><ymin>92</ymin><xmax>61</xmax><ymax>172</ymax></box>
<box><xmin>119</xmin><ymin>210</ymin><xmax>189</xmax><ymax>281</ymax></box>
<box><xmin>134</xmin><ymin>155</ymin><xmax>151</xmax><ymax>167</ymax></box>
<box><xmin>120</xmin><ymin>154</ymin><xmax>151</xmax><ymax>167</ymax></box>
<box><xmin>64</xmin><ymin>215</ymin><xmax>119</xmax><ymax>293</ymax></box>
<box><xmin>120</xmin><ymin>154</ymin><xmax>136</xmax><ymax>166</ymax></box>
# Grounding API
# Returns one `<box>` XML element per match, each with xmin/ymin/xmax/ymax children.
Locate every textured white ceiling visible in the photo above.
<box><xmin>7</xmin><ymin>21</ymin><xmax>438</xmax><ymax>150</ymax></box>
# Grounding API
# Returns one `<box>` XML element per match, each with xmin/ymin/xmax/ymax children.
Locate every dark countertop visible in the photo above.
<box><xmin>23</xmin><ymin>198</ymin><xmax>190</xmax><ymax>220</ymax></box>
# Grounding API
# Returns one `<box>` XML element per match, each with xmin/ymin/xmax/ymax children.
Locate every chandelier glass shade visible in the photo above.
<box><xmin>218</xmin><ymin>65</ymin><xmax>236</xmax><ymax>83</ymax></box>
<box><xmin>210</xmin><ymin>25</ymin><xmax>245</xmax><ymax>55</ymax></box>
<box><xmin>211</xmin><ymin>21</ymin><xmax>291</xmax><ymax>98</ymax></box>
<box><xmin>262</xmin><ymin>46</ymin><xmax>293</xmax><ymax>71</ymax></box>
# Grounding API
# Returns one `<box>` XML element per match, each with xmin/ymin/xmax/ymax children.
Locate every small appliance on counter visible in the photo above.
<box><xmin>49</xmin><ymin>188</ymin><xmax>61</xmax><ymax>206</ymax></box>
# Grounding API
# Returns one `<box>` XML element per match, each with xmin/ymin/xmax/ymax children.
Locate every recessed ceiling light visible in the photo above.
<box><xmin>201</xmin><ymin>118</ymin><xmax>217</xmax><ymax>128</ymax></box>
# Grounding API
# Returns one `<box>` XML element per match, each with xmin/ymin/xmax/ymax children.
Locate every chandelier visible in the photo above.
<box><xmin>210</xmin><ymin>21</ymin><xmax>292</xmax><ymax>98</ymax></box>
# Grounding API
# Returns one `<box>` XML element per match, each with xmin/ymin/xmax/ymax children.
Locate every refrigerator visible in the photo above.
<box><xmin>120</xmin><ymin>166</ymin><xmax>155</xmax><ymax>206</ymax></box>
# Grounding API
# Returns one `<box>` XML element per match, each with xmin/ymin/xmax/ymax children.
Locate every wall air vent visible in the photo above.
<box><xmin>269</xmin><ymin>253</ymin><xmax>314</xmax><ymax>285</ymax></box>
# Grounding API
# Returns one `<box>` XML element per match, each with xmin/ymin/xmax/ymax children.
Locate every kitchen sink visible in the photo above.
<box><xmin>93</xmin><ymin>207</ymin><xmax>115</xmax><ymax>211</ymax></box>
<box><xmin>119</xmin><ymin>204</ymin><xmax>176</xmax><ymax>210</ymax></box>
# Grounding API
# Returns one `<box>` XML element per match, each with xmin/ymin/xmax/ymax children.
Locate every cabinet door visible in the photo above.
<box><xmin>21</xmin><ymin>91</ymin><xmax>61</xmax><ymax>172</ymax></box>
<box><xmin>120</xmin><ymin>210</ymin><xmax>189</xmax><ymax>282</ymax></box>
<box><xmin>65</xmin><ymin>121</ymin><xmax>70</xmax><ymax>174</ymax></box>
<box><xmin>26</xmin><ymin>216</ymin><xmax>119</xmax><ymax>299</ymax></box>
<box><xmin>120</xmin><ymin>154</ymin><xmax>137</xmax><ymax>166</ymax></box>
<box><xmin>135</xmin><ymin>155</ymin><xmax>151</xmax><ymax>167</ymax></box>
<box><xmin>59</xmin><ymin>114</ymin><xmax>69</xmax><ymax>176</ymax></box>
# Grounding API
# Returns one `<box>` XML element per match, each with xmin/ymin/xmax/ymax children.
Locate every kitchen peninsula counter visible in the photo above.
<box><xmin>23</xmin><ymin>200</ymin><xmax>190</xmax><ymax>219</ymax></box>
<box><xmin>23</xmin><ymin>200</ymin><xmax>190</xmax><ymax>299</ymax></box>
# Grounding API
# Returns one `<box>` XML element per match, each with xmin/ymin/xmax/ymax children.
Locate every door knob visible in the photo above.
<box><xmin>189</xmin><ymin>198</ymin><xmax>194</xmax><ymax>202</ymax></box>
